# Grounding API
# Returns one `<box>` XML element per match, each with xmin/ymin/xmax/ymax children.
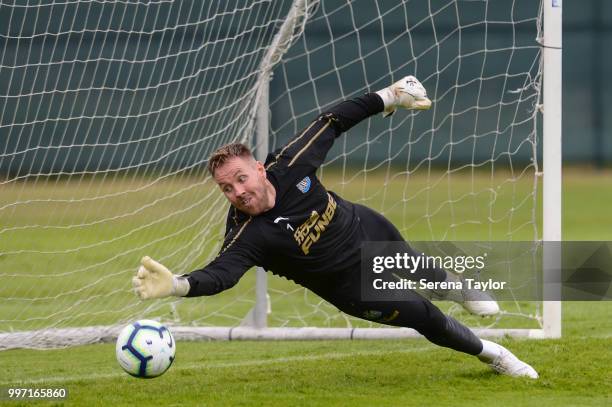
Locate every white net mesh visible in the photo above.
<box><xmin>0</xmin><ymin>0</ymin><xmax>545</xmax><ymax>349</ymax></box>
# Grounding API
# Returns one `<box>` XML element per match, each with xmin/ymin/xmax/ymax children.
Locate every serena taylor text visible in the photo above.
<box><xmin>372</xmin><ymin>278</ymin><xmax>507</xmax><ymax>291</ymax></box>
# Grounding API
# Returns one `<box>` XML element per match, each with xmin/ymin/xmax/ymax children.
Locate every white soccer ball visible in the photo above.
<box><xmin>115</xmin><ymin>320</ymin><xmax>176</xmax><ymax>378</ymax></box>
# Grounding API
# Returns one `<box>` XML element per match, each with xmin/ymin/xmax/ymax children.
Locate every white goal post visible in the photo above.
<box><xmin>0</xmin><ymin>0</ymin><xmax>561</xmax><ymax>349</ymax></box>
<box><xmin>541</xmin><ymin>0</ymin><xmax>563</xmax><ymax>339</ymax></box>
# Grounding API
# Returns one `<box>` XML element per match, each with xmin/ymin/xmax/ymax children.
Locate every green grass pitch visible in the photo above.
<box><xmin>0</xmin><ymin>168</ymin><xmax>611</xmax><ymax>406</ymax></box>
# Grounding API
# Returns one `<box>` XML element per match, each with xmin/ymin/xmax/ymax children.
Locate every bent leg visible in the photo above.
<box><xmin>309</xmin><ymin>277</ymin><xmax>537</xmax><ymax>377</ymax></box>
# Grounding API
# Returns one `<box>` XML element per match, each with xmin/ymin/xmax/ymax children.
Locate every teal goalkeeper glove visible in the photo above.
<box><xmin>132</xmin><ymin>256</ymin><xmax>190</xmax><ymax>299</ymax></box>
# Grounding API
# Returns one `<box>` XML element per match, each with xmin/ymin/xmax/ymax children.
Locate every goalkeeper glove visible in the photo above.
<box><xmin>376</xmin><ymin>75</ymin><xmax>432</xmax><ymax>117</ymax></box>
<box><xmin>132</xmin><ymin>256</ymin><xmax>190</xmax><ymax>299</ymax></box>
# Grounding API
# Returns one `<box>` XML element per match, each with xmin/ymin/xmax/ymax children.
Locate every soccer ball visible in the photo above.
<box><xmin>115</xmin><ymin>320</ymin><xmax>176</xmax><ymax>378</ymax></box>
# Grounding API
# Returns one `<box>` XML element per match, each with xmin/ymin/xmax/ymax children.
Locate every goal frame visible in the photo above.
<box><xmin>0</xmin><ymin>0</ymin><xmax>563</xmax><ymax>350</ymax></box>
<box><xmin>237</xmin><ymin>0</ymin><xmax>563</xmax><ymax>340</ymax></box>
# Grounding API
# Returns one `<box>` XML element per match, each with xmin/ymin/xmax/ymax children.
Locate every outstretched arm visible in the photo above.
<box><xmin>266</xmin><ymin>75</ymin><xmax>431</xmax><ymax>171</ymax></box>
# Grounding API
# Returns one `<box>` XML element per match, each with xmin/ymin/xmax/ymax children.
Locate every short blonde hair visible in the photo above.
<box><xmin>207</xmin><ymin>143</ymin><xmax>253</xmax><ymax>176</ymax></box>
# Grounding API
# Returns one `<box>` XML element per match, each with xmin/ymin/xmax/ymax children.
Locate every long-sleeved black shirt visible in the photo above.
<box><xmin>186</xmin><ymin>93</ymin><xmax>384</xmax><ymax>296</ymax></box>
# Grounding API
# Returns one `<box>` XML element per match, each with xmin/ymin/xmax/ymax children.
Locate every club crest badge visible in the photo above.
<box><xmin>296</xmin><ymin>176</ymin><xmax>311</xmax><ymax>193</ymax></box>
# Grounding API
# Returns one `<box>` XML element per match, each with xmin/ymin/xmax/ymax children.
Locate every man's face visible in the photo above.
<box><xmin>213</xmin><ymin>156</ymin><xmax>271</xmax><ymax>216</ymax></box>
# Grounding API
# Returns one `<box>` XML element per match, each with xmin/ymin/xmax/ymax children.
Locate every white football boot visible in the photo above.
<box><xmin>376</xmin><ymin>75</ymin><xmax>432</xmax><ymax>116</ymax></box>
<box><xmin>478</xmin><ymin>340</ymin><xmax>539</xmax><ymax>379</ymax></box>
<box><xmin>426</xmin><ymin>273</ymin><xmax>500</xmax><ymax>317</ymax></box>
<box><xmin>459</xmin><ymin>287</ymin><xmax>500</xmax><ymax>317</ymax></box>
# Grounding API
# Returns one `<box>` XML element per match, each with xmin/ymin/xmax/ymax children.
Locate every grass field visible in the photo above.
<box><xmin>0</xmin><ymin>167</ymin><xmax>611</xmax><ymax>406</ymax></box>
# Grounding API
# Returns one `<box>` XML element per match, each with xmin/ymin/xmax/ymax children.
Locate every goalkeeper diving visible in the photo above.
<box><xmin>133</xmin><ymin>76</ymin><xmax>538</xmax><ymax>379</ymax></box>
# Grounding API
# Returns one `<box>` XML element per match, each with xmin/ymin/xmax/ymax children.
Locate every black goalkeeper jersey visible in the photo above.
<box><xmin>186</xmin><ymin>93</ymin><xmax>384</xmax><ymax>296</ymax></box>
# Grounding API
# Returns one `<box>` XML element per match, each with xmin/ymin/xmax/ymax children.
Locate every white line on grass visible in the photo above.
<box><xmin>1</xmin><ymin>346</ymin><xmax>434</xmax><ymax>386</ymax></box>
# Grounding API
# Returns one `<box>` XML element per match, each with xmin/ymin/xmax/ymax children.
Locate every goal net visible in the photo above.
<box><xmin>0</xmin><ymin>0</ymin><xmax>557</xmax><ymax>349</ymax></box>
